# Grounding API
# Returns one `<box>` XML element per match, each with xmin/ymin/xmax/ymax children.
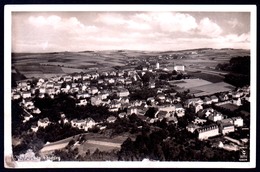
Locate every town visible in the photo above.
<box><xmin>11</xmin><ymin>54</ymin><xmax>250</xmax><ymax>162</ymax></box>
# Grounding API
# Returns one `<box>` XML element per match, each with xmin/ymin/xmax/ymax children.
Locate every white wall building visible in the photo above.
<box><xmin>197</xmin><ymin>124</ymin><xmax>219</xmax><ymax>140</ymax></box>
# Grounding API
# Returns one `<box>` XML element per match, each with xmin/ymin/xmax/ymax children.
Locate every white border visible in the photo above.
<box><xmin>4</xmin><ymin>5</ymin><xmax>257</xmax><ymax>168</ymax></box>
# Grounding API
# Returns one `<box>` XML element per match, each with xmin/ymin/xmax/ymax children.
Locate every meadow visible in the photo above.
<box><xmin>12</xmin><ymin>48</ymin><xmax>250</xmax><ymax>81</ymax></box>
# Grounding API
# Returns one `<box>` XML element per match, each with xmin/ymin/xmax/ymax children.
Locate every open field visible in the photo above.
<box><xmin>187</xmin><ymin>71</ymin><xmax>224</xmax><ymax>83</ymax></box>
<box><xmin>190</xmin><ymin>82</ymin><xmax>235</xmax><ymax>97</ymax></box>
<box><xmin>12</xmin><ymin>48</ymin><xmax>249</xmax><ymax>81</ymax></box>
<box><xmin>39</xmin><ymin>132</ymin><xmax>130</xmax><ymax>156</ymax></box>
<box><xmin>169</xmin><ymin>79</ymin><xmax>212</xmax><ymax>88</ymax></box>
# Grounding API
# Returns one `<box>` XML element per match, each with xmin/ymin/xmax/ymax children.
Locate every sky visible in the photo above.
<box><xmin>12</xmin><ymin>11</ymin><xmax>251</xmax><ymax>52</ymax></box>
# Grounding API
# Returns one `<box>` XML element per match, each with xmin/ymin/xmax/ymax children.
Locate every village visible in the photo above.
<box><xmin>11</xmin><ymin>60</ymin><xmax>250</xmax><ymax>160</ymax></box>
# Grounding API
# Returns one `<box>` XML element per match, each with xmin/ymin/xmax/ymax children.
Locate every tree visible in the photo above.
<box><xmin>144</xmin><ymin>107</ymin><xmax>158</xmax><ymax>118</ymax></box>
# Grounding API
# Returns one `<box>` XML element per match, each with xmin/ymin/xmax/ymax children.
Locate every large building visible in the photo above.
<box><xmin>174</xmin><ymin>65</ymin><xmax>185</xmax><ymax>71</ymax></box>
<box><xmin>196</xmin><ymin>124</ymin><xmax>219</xmax><ymax>140</ymax></box>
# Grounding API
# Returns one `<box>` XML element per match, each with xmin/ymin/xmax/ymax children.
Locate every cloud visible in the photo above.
<box><xmin>222</xmin><ymin>33</ymin><xmax>250</xmax><ymax>43</ymax></box>
<box><xmin>28</xmin><ymin>15</ymin><xmax>98</xmax><ymax>33</ymax></box>
<box><xmin>12</xmin><ymin>12</ymin><xmax>250</xmax><ymax>52</ymax></box>
<box><xmin>227</xmin><ymin>18</ymin><xmax>242</xmax><ymax>28</ymax></box>
<box><xmin>96</xmin><ymin>13</ymin><xmax>151</xmax><ymax>30</ymax></box>
<box><xmin>28</xmin><ymin>15</ymin><xmax>61</xmax><ymax>27</ymax></box>
<box><xmin>134</xmin><ymin>12</ymin><xmax>198</xmax><ymax>33</ymax></box>
<box><xmin>197</xmin><ymin>17</ymin><xmax>223</xmax><ymax>37</ymax></box>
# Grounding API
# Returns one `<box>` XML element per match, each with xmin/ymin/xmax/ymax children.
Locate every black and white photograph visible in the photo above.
<box><xmin>4</xmin><ymin>5</ymin><xmax>256</xmax><ymax>168</ymax></box>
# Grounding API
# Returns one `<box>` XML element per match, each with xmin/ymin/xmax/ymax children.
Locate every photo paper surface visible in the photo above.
<box><xmin>4</xmin><ymin>5</ymin><xmax>256</xmax><ymax>168</ymax></box>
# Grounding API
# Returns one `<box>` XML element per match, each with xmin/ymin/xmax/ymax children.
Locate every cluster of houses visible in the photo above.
<box><xmin>12</xmin><ymin>63</ymin><xmax>250</xmax><ymax>149</ymax></box>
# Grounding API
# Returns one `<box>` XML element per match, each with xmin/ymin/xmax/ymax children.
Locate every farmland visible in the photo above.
<box><xmin>12</xmin><ymin>48</ymin><xmax>249</xmax><ymax>82</ymax></box>
<box><xmin>190</xmin><ymin>82</ymin><xmax>235</xmax><ymax>97</ymax></box>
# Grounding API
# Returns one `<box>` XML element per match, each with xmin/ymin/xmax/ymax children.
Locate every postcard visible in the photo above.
<box><xmin>4</xmin><ymin>5</ymin><xmax>256</xmax><ymax>168</ymax></box>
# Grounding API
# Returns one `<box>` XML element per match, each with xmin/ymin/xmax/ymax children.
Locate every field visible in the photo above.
<box><xmin>12</xmin><ymin>48</ymin><xmax>250</xmax><ymax>81</ymax></box>
<box><xmin>39</xmin><ymin>132</ymin><xmax>131</xmax><ymax>156</ymax></box>
<box><xmin>169</xmin><ymin>78</ymin><xmax>212</xmax><ymax>88</ymax></box>
<box><xmin>188</xmin><ymin>72</ymin><xmax>224</xmax><ymax>83</ymax></box>
<box><xmin>190</xmin><ymin>82</ymin><xmax>235</xmax><ymax>97</ymax></box>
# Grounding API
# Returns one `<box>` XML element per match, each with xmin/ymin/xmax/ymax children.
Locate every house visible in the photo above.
<box><xmin>98</xmin><ymin>79</ymin><xmax>104</xmax><ymax>84</ymax></box>
<box><xmin>232</xmin><ymin>117</ymin><xmax>244</xmax><ymax>127</ymax></box>
<box><xmin>148</xmin><ymin>82</ymin><xmax>156</xmax><ymax>88</ymax></box>
<box><xmin>198</xmin><ymin>108</ymin><xmax>214</xmax><ymax>118</ymax></box>
<box><xmin>147</xmin><ymin>97</ymin><xmax>155</xmax><ymax>104</ymax></box>
<box><xmin>194</xmin><ymin>103</ymin><xmax>203</xmax><ymax>113</ymax></box>
<box><xmin>71</xmin><ymin>83</ymin><xmax>78</xmax><ymax>88</ymax></box>
<box><xmin>208</xmin><ymin>111</ymin><xmax>224</xmax><ymax>122</ymax></box>
<box><xmin>156</xmin><ymin>93</ymin><xmax>166</xmax><ymax>101</ymax></box>
<box><xmin>64</xmin><ymin>76</ymin><xmax>72</xmax><ymax>82</ymax></box>
<box><xmin>155</xmin><ymin>110</ymin><xmax>170</xmax><ymax>120</ymax></box>
<box><xmin>142</xmin><ymin>67</ymin><xmax>148</xmax><ymax>71</ymax></box>
<box><xmin>186</xmin><ymin>124</ymin><xmax>200</xmax><ymax>133</ymax></box>
<box><xmin>39</xmin><ymin>86</ymin><xmax>46</xmax><ymax>94</ymax></box>
<box><xmin>116</xmin><ymin>77</ymin><xmax>125</xmax><ymax>84</ymax></box>
<box><xmin>120</xmin><ymin>97</ymin><xmax>129</xmax><ymax>104</ymax></box>
<box><xmin>185</xmin><ymin>98</ymin><xmax>203</xmax><ymax>108</ymax></box>
<box><xmin>31</xmin><ymin>125</ymin><xmax>38</xmax><ymax>132</ymax></box>
<box><xmin>203</xmin><ymin>97</ymin><xmax>212</xmax><ymax>104</ymax></box>
<box><xmin>23</xmin><ymin>98</ymin><xmax>34</xmax><ymax>108</ymax></box>
<box><xmin>76</xmin><ymin>119</ymin><xmax>87</xmax><ymax>130</ymax></box>
<box><xmin>219</xmin><ymin>123</ymin><xmax>235</xmax><ymax>135</ymax></box>
<box><xmin>21</xmin><ymin>91</ymin><xmax>31</xmax><ymax>99</ymax></box>
<box><xmin>117</xmin><ymin>71</ymin><xmax>124</xmax><ymax>77</ymax></box>
<box><xmin>174</xmin><ymin>103</ymin><xmax>185</xmax><ymax>117</ymax></box>
<box><xmin>173</xmin><ymin>65</ymin><xmax>185</xmax><ymax>71</ymax></box>
<box><xmin>125</xmin><ymin>79</ymin><xmax>132</xmax><ymax>85</ymax></box>
<box><xmin>18</xmin><ymin>81</ymin><xmax>28</xmax><ymax>87</ymax></box>
<box><xmin>46</xmin><ymin>82</ymin><xmax>54</xmax><ymax>88</ymax></box>
<box><xmin>91</xmin><ymin>96</ymin><xmax>102</xmax><ymax>106</ymax></box>
<box><xmin>23</xmin><ymin>114</ymin><xmax>33</xmax><ymax>122</ymax></box>
<box><xmin>219</xmin><ymin>94</ymin><xmax>229</xmax><ymax>101</ymax></box>
<box><xmin>107</xmin><ymin>116</ymin><xmax>117</xmax><ymax>123</ymax></box>
<box><xmin>83</xmin><ymin>80</ymin><xmax>91</xmax><ymax>86</ymax></box>
<box><xmin>13</xmin><ymin>93</ymin><xmax>21</xmax><ymax>100</ymax></box>
<box><xmin>119</xmin><ymin>112</ymin><xmax>127</xmax><ymax>118</ymax></box>
<box><xmin>89</xmin><ymin>87</ymin><xmax>98</xmax><ymax>95</ymax></box>
<box><xmin>131</xmin><ymin>100</ymin><xmax>143</xmax><ymax>107</ymax></box>
<box><xmin>110</xmin><ymin>71</ymin><xmax>117</xmax><ymax>76</ymax></box>
<box><xmin>38</xmin><ymin>78</ymin><xmax>45</xmax><ymax>83</ymax></box>
<box><xmin>193</xmin><ymin>118</ymin><xmax>207</xmax><ymax>125</ymax></box>
<box><xmin>158</xmin><ymin>105</ymin><xmax>175</xmax><ymax>113</ymax></box>
<box><xmin>244</xmin><ymin>94</ymin><xmax>250</xmax><ymax>102</ymax></box>
<box><xmin>84</xmin><ymin>118</ymin><xmax>96</xmax><ymax>131</ymax></box>
<box><xmin>110</xmin><ymin>100</ymin><xmax>121</xmax><ymax>109</ymax></box>
<box><xmin>117</xmin><ymin>88</ymin><xmax>130</xmax><ymax>97</ymax></box>
<box><xmin>91</xmin><ymin>73</ymin><xmax>99</xmax><ymax>79</ymax></box>
<box><xmin>232</xmin><ymin>92</ymin><xmax>241</xmax><ymax>98</ymax></box>
<box><xmin>46</xmin><ymin>88</ymin><xmax>55</xmax><ymax>95</ymax></box>
<box><xmin>32</xmin><ymin>108</ymin><xmax>41</xmax><ymax>114</ymax></box>
<box><xmin>128</xmin><ymin>107</ymin><xmax>137</xmax><ymax>115</ymax></box>
<box><xmin>196</xmin><ymin>124</ymin><xmax>219</xmax><ymax>140</ymax></box>
<box><xmin>210</xmin><ymin>95</ymin><xmax>219</xmax><ymax>103</ymax></box>
<box><xmin>82</xmin><ymin>74</ymin><xmax>91</xmax><ymax>80</ymax></box>
<box><xmin>38</xmin><ymin>118</ymin><xmax>50</xmax><ymax>128</ymax></box>
<box><xmin>99</xmin><ymin>91</ymin><xmax>109</xmax><ymax>100</ymax></box>
<box><xmin>233</xmin><ymin>98</ymin><xmax>242</xmax><ymax>106</ymax></box>
<box><xmin>76</xmin><ymin>99</ymin><xmax>88</xmax><ymax>106</ymax></box>
<box><xmin>76</xmin><ymin>93</ymin><xmax>90</xmax><ymax>99</ymax></box>
<box><xmin>39</xmin><ymin>93</ymin><xmax>45</xmax><ymax>98</ymax></box>
<box><xmin>73</xmin><ymin>74</ymin><xmax>81</xmax><ymax>81</ymax></box>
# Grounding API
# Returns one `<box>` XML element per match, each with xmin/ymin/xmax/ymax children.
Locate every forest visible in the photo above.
<box><xmin>216</xmin><ymin>56</ymin><xmax>250</xmax><ymax>87</ymax></box>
